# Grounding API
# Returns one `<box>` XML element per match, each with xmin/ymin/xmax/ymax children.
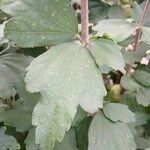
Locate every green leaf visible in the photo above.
<box><xmin>121</xmin><ymin>75</ymin><xmax>150</xmax><ymax>106</ymax></box>
<box><xmin>75</xmin><ymin>117</ymin><xmax>92</xmax><ymax>150</ymax></box>
<box><xmin>121</xmin><ymin>75</ymin><xmax>139</xmax><ymax>92</ymax></box>
<box><xmin>133</xmin><ymin>70</ymin><xmax>150</xmax><ymax>87</ymax></box>
<box><xmin>103</xmin><ymin>103</ymin><xmax>136</xmax><ymax>123</ymax></box>
<box><xmin>93</xmin><ymin>19</ymin><xmax>136</xmax><ymax>42</ymax></box>
<box><xmin>0</xmin><ymin>0</ymin><xmax>78</xmax><ymax>47</ymax></box>
<box><xmin>121</xmin><ymin>50</ymin><xmax>140</xmax><ymax>64</ymax></box>
<box><xmin>132</xmin><ymin>1</ymin><xmax>150</xmax><ymax>26</ymax></box>
<box><xmin>142</xmin><ymin>27</ymin><xmax>150</xmax><ymax>45</ymax></box>
<box><xmin>108</xmin><ymin>5</ymin><xmax>125</xmax><ymax>19</ymax></box>
<box><xmin>54</xmin><ymin>128</ymin><xmax>78</xmax><ymax>150</ymax></box>
<box><xmin>89</xmin><ymin>39</ymin><xmax>125</xmax><ymax>73</ymax></box>
<box><xmin>72</xmin><ymin>106</ymin><xmax>87</xmax><ymax>127</ymax></box>
<box><xmin>25</xmin><ymin>127</ymin><xmax>40</xmax><ymax>150</ymax></box>
<box><xmin>0</xmin><ymin>53</ymin><xmax>38</xmax><ymax>110</ymax></box>
<box><xmin>0</xmin><ymin>102</ymin><xmax>32</xmax><ymax>132</ymax></box>
<box><xmin>0</xmin><ymin>127</ymin><xmax>20</xmax><ymax>150</ymax></box>
<box><xmin>89</xmin><ymin>0</ymin><xmax>110</xmax><ymax>22</ymax></box>
<box><xmin>25</xmin><ymin>42</ymin><xmax>106</xmax><ymax>150</ymax></box>
<box><xmin>136</xmin><ymin>87</ymin><xmax>150</xmax><ymax>107</ymax></box>
<box><xmin>88</xmin><ymin>111</ymin><xmax>136</xmax><ymax>150</ymax></box>
<box><xmin>122</xmin><ymin>91</ymin><xmax>145</xmax><ymax>112</ymax></box>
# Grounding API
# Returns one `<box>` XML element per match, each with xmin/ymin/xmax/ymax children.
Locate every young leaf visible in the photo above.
<box><xmin>0</xmin><ymin>127</ymin><xmax>20</xmax><ymax>150</ymax></box>
<box><xmin>89</xmin><ymin>39</ymin><xmax>125</xmax><ymax>73</ymax></box>
<box><xmin>0</xmin><ymin>0</ymin><xmax>78</xmax><ymax>47</ymax></box>
<box><xmin>25</xmin><ymin>42</ymin><xmax>106</xmax><ymax>150</ymax></box>
<box><xmin>103</xmin><ymin>103</ymin><xmax>136</xmax><ymax>123</ymax></box>
<box><xmin>93</xmin><ymin>19</ymin><xmax>136</xmax><ymax>42</ymax></box>
<box><xmin>88</xmin><ymin>111</ymin><xmax>136</xmax><ymax>150</ymax></box>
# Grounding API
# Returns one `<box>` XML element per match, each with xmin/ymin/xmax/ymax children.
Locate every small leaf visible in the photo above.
<box><xmin>1</xmin><ymin>0</ymin><xmax>78</xmax><ymax>47</ymax></box>
<box><xmin>93</xmin><ymin>19</ymin><xmax>136</xmax><ymax>42</ymax></box>
<box><xmin>88</xmin><ymin>111</ymin><xmax>136</xmax><ymax>150</ymax></box>
<box><xmin>25</xmin><ymin>42</ymin><xmax>106</xmax><ymax>149</ymax></box>
<box><xmin>0</xmin><ymin>102</ymin><xmax>32</xmax><ymax>132</ymax></box>
<box><xmin>103</xmin><ymin>103</ymin><xmax>136</xmax><ymax>123</ymax></box>
<box><xmin>54</xmin><ymin>128</ymin><xmax>78</xmax><ymax>150</ymax></box>
<box><xmin>137</xmin><ymin>87</ymin><xmax>150</xmax><ymax>107</ymax></box>
<box><xmin>89</xmin><ymin>39</ymin><xmax>125</xmax><ymax>73</ymax></box>
<box><xmin>0</xmin><ymin>127</ymin><xmax>20</xmax><ymax>150</ymax></box>
<box><xmin>133</xmin><ymin>70</ymin><xmax>150</xmax><ymax>87</ymax></box>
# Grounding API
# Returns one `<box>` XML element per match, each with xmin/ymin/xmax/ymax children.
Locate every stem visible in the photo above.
<box><xmin>134</xmin><ymin>0</ymin><xmax>150</xmax><ymax>52</ymax></box>
<box><xmin>127</xmin><ymin>0</ymin><xmax>150</xmax><ymax>75</ymax></box>
<box><xmin>81</xmin><ymin>0</ymin><xmax>89</xmax><ymax>46</ymax></box>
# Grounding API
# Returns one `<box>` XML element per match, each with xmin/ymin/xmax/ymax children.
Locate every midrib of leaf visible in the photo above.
<box><xmin>57</xmin><ymin>47</ymin><xmax>80</xmax><ymax>100</ymax></box>
<box><xmin>16</xmin><ymin>0</ymin><xmax>76</xmax><ymax>35</ymax></box>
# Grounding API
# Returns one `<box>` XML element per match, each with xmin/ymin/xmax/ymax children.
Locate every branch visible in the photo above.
<box><xmin>134</xmin><ymin>0</ymin><xmax>150</xmax><ymax>52</ymax></box>
<box><xmin>81</xmin><ymin>0</ymin><xmax>89</xmax><ymax>46</ymax></box>
<box><xmin>127</xmin><ymin>0</ymin><xmax>150</xmax><ymax>75</ymax></box>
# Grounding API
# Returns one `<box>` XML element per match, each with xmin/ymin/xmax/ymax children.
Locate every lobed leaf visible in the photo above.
<box><xmin>25</xmin><ymin>41</ymin><xmax>107</xmax><ymax>149</ymax></box>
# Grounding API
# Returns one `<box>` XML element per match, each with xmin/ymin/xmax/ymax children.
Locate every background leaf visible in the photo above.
<box><xmin>89</xmin><ymin>39</ymin><xmax>125</xmax><ymax>73</ymax></box>
<box><xmin>88</xmin><ymin>111</ymin><xmax>136</xmax><ymax>150</ymax></box>
<box><xmin>103</xmin><ymin>103</ymin><xmax>136</xmax><ymax>123</ymax></box>
<box><xmin>93</xmin><ymin>19</ymin><xmax>136</xmax><ymax>42</ymax></box>
<box><xmin>0</xmin><ymin>127</ymin><xmax>20</xmax><ymax>150</ymax></box>
<box><xmin>0</xmin><ymin>0</ymin><xmax>78</xmax><ymax>47</ymax></box>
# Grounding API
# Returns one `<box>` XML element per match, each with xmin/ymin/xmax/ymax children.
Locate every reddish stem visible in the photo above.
<box><xmin>81</xmin><ymin>0</ymin><xmax>89</xmax><ymax>46</ymax></box>
<box><xmin>134</xmin><ymin>0</ymin><xmax>150</xmax><ymax>52</ymax></box>
<box><xmin>127</xmin><ymin>0</ymin><xmax>150</xmax><ymax>75</ymax></box>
